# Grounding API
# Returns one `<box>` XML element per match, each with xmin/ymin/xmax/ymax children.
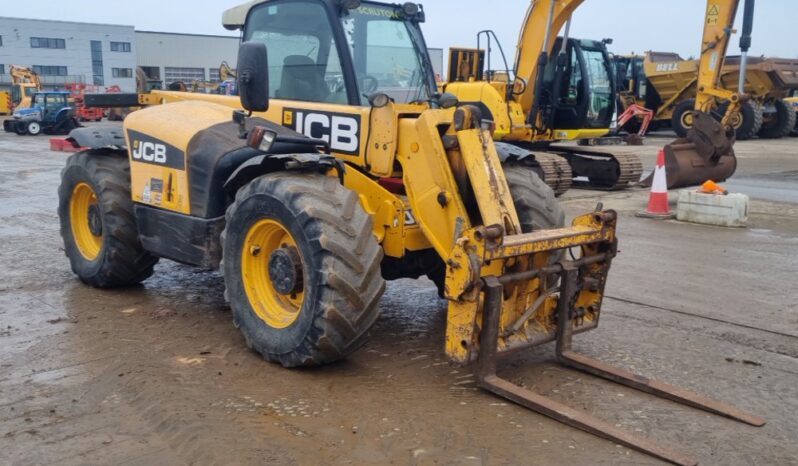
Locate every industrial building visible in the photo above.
<box><xmin>0</xmin><ymin>17</ymin><xmax>444</xmax><ymax>92</ymax></box>
<box><xmin>0</xmin><ymin>17</ymin><xmax>138</xmax><ymax>90</ymax></box>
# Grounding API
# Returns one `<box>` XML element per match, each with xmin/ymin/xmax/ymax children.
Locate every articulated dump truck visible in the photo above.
<box><xmin>616</xmin><ymin>52</ymin><xmax>798</xmax><ymax>140</ymax></box>
<box><xmin>63</xmin><ymin>1</ymin><xmax>763</xmax><ymax>464</ymax></box>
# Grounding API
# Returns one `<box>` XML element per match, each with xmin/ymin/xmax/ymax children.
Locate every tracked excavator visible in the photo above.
<box><xmin>64</xmin><ymin>1</ymin><xmax>762</xmax><ymax>464</ymax></box>
<box><xmin>445</xmin><ymin>0</ymin><xmax>745</xmax><ymax>192</ymax></box>
<box><xmin>444</xmin><ymin>5</ymin><xmax>642</xmax><ymax>195</ymax></box>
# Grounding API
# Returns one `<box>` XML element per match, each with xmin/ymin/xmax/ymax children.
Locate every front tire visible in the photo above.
<box><xmin>27</xmin><ymin>121</ymin><xmax>42</xmax><ymax>136</ymax></box>
<box><xmin>223</xmin><ymin>173</ymin><xmax>385</xmax><ymax>367</ymax></box>
<box><xmin>427</xmin><ymin>167</ymin><xmax>565</xmax><ymax>297</ymax></box>
<box><xmin>58</xmin><ymin>151</ymin><xmax>158</xmax><ymax>288</ymax></box>
<box><xmin>718</xmin><ymin>100</ymin><xmax>763</xmax><ymax>140</ymax></box>
<box><xmin>504</xmin><ymin>166</ymin><xmax>565</xmax><ymax>233</ymax></box>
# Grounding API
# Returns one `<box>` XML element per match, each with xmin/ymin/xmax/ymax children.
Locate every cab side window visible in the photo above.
<box><xmin>246</xmin><ymin>1</ymin><xmax>348</xmax><ymax>105</ymax></box>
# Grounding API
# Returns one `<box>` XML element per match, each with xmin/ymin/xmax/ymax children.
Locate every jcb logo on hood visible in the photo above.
<box><xmin>133</xmin><ymin>141</ymin><xmax>167</xmax><ymax>163</ymax></box>
<box><xmin>127</xmin><ymin>130</ymin><xmax>185</xmax><ymax>170</ymax></box>
<box><xmin>283</xmin><ymin>108</ymin><xmax>361</xmax><ymax>155</ymax></box>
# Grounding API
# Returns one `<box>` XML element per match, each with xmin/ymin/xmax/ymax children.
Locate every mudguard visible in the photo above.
<box><xmin>67</xmin><ymin>127</ymin><xmax>127</xmax><ymax>149</ymax></box>
<box><xmin>224</xmin><ymin>152</ymin><xmax>341</xmax><ymax>195</ymax></box>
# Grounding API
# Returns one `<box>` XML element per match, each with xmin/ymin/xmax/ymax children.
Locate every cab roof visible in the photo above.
<box><xmin>222</xmin><ymin>1</ymin><xmax>270</xmax><ymax>31</ymax></box>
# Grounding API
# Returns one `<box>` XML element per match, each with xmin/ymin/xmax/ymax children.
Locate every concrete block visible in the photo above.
<box><xmin>676</xmin><ymin>190</ymin><xmax>749</xmax><ymax>227</ymax></box>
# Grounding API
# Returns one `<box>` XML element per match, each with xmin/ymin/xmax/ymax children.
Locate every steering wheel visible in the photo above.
<box><xmin>360</xmin><ymin>75</ymin><xmax>379</xmax><ymax>94</ymax></box>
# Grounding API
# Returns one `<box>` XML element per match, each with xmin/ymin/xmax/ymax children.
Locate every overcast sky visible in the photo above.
<box><xmin>3</xmin><ymin>0</ymin><xmax>795</xmax><ymax>60</ymax></box>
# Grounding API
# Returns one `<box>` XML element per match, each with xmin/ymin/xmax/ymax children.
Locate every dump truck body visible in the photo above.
<box><xmin>618</xmin><ymin>53</ymin><xmax>798</xmax><ymax>139</ymax></box>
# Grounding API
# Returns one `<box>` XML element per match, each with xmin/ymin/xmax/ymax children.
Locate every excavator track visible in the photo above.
<box><xmin>547</xmin><ymin>148</ymin><xmax>643</xmax><ymax>191</ymax></box>
<box><xmin>527</xmin><ymin>152</ymin><xmax>573</xmax><ymax>197</ymax></box>
<box><xmin>496</xmin><ymin>143</ymin><xmax>573</xmax><ymax>197</ymax></box>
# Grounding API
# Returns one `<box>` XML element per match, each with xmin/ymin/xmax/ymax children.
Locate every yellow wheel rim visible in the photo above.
<box><xmin>70</xmin><ymin>182</ymin><xmax>103</xmax><ymax>261</ymax></box>
<box><xmin>241</xmin><ymin>219</ymin><xmax>305</xmax><ymax>329</ymax></box>
<box><xmin>681</xmin><ymin>112</ymin><xmax>694</xmax><ymax>128</ymax></box>
<box><xmin>729</xmin><ymin>113</ymin><xmax>743</xmax><ymax>129</ymax></box>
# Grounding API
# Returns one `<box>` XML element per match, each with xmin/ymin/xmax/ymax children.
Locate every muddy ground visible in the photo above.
<box><xmin>0</xmin><ymin>125</ymin><xmax>796</xmax><ymax>466</ymax></box>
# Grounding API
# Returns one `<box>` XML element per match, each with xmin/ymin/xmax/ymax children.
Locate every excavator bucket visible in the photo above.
<box><xmin>445</xmin><ymin>208</ymin><xmax>764</xmax><ymax>466</ymax></box>
<box><xmin>642</xmin><ymin>112</ymin><xmax>737</xmax><ymax>188</ymax></box>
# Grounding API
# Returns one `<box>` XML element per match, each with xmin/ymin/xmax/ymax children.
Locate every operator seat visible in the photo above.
<box><xmin>277</xmin><ymin>55</ymin><xmax>329</xmax><ymax>102</ymax></box>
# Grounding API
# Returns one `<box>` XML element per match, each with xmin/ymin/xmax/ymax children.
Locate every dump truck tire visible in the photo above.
<box><xmin>782</xmin><ymin>105</ymin><xmax>797</xmax><ymax>138</ymax></box>
<box><xmin>759</xmin><ymin>99</ymin><xmax>794</xmax><ymax>139</ymax></box>
<box><xmin>719</xmin><ymin>100</ymin><xmax>763</xmax><ymax>140</ymax></box>
<box><xmin>671</xmin><ymin>99</ymin><xmax>695</xmax><ymax>138</ymax></box>
<box><xmin>222</xmin><ymin>173</ymin><xmax>385</xmax><ymax>368</ymax></box>
<box><xmin>58</xmin><ymin>151</ymin><xmax>158</xmax><ymax>288</ymax></box>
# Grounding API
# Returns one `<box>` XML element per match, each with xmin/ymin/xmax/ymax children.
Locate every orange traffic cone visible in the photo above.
<box><xmin>637</xmin><ymin>149</ymin><xmax>676</xmax><ymax>219</ymax></box>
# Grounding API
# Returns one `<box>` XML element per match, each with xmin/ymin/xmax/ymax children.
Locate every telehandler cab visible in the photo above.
<box><xmin>63</xmin><ymin>1</ymin><xmax>763</xmax><ymax>463</ymax></box>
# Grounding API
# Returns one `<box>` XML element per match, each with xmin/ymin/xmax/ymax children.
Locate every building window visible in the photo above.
<box><xmin>112</xmin><ymin>68</ymin><xmax>133</xmax><ymax>78</ymax></box>
<box><xmin>209</xmin><ymin>68</ymin><xmax>221</xmax><ymax>82</ymax></box>
<box><xmin>110</xmin><ymin>41</ymin><xmax>131</xmax><ymax>53</ymax></box>
<box><xmin>0</xmin><ymin>36</ymin><xmax>3</xmax><ymax>47</ymax></box>
<box><xmin>91</xmin><ymin>40</ymin><xmax>104</xmax><ymax>86</ymax></box>
<box><xmin>32</xmin><ymin>65</ymin><xmax>68</xmax><ymax>76</ymax></box>
<box><xmin>31</xmin><ymin>37</ymin><xmax>66</xmax><ymax>49</ymax></box>
<box><xmin>0</xmin><ymin>65</ymin><xmax>4</xmax><ymax>75</ymax></box>
<box><xmin>164</xmin><ymin>67</ymin><xmax>205</xmax><ymax>84</ymax></box>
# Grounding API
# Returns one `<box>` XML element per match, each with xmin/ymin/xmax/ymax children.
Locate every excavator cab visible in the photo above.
<box><xmin>11</xmin><ymin>84</ymin><xmax>38</xmax><ymax>109</ymax></box>
<box><xmin>541</xmin><ymin>38</ymin><xmax>615</xmax><ymax>130</ymax></box>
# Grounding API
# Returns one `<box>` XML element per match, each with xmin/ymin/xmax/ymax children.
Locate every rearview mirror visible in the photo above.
<box><xmin>237</xmin><ymin>41</ymin><xmax>269</xmax><ymax>113</ymax></box>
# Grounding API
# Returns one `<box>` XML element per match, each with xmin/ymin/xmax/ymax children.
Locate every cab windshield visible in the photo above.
<box><xmin>342</xmin><ymin>4</ymin><xmax>434</xmax><ymax>104</ymax></box>
<box><xmin>243</xmin><ymin>0</ymin><xmax>434</xmax><ymax>106</ymax></box>
<box><xmin>582</xmin><ymin>48</ymin><xmax>613</xmax><ymax>126</ymax></box>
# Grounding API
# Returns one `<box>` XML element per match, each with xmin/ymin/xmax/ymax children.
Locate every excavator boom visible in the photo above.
<box><xmin>645</xmin><ymin>0</ymin><xmax>749</xmax><ymax>188</ymax></box>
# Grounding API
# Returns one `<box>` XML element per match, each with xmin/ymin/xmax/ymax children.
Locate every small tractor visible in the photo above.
<box><xmin>3</xmin><ymin>91</ymin><xmax>80</xmax><ymax>136</ymax></box>
<box><xmin>62</xmin><ymin>1</ymin><xmax>763</xmax><ymax>464</ymax></box>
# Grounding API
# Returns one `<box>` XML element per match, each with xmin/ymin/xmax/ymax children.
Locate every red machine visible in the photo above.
<box><xmin>64</xmin><ymin>83</ymin><xmax>104</xmax><ymax>122</ymax></box>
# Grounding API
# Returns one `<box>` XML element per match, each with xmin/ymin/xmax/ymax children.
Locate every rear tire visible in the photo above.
<box><xmin>14</xmin><ymin>123</ymin><xmax>27</xmax><ymax>136</ymax></box>
<box><xmin>759</xmin><ymin>99</ymin><xmax>795</xmax><ymax>139</ymax></box>
<box><xmin>671</xmin><ymin>99</ymin><xmax>695</xmax><ymax>138</ymax></box>
<box><xmin>222</xmin><ymin>173</ymin><xmax>385</xmax><ymax>367</ymax></box>
<box><xmin>58</xmin><ymin>151</ymin><xmax>158</xmax><ymax>288</ymax></box>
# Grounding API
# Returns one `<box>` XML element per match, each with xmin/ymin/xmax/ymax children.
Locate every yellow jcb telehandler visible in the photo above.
<box><xmin>63</xmin><ymin>1</ymin><xmax>762</xmax><ymax>464</ymax></box>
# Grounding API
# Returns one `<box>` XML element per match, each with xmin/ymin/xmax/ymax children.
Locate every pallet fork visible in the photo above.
<box><xmin>472</xmin><ymin>221</ymin><xmax>765</xmax><ymax>465</ymax></box>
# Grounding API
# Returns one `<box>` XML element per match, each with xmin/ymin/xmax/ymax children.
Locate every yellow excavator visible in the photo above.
<box><xmin>67</xmin><ymin>1</ymin><xmax>761</xmax><ymax>463</ymax></box>
<box><xmin>444</xmin><ymin>0</ymin><xmax>745</xmax><ymax>191</ymax></box>
<box><xmin>8</xmin><ymin>65</ymin><xmax>42</xmax><ymax>110</ymax></box>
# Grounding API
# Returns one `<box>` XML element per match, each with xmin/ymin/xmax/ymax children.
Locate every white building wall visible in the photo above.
<box><xmin>135</xmin><ymin>32</ymin><xmax>239</xmax><ymax>84</ymax></box>
<box><xmin>428</xmin><ymin>48</ymin><xmax>443</xmax><ymax>81</ymax></box>
<box><xmin>0</xmin><ymin>17</ymin><xmax>137</xmax><ymax>91</ymax></box>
